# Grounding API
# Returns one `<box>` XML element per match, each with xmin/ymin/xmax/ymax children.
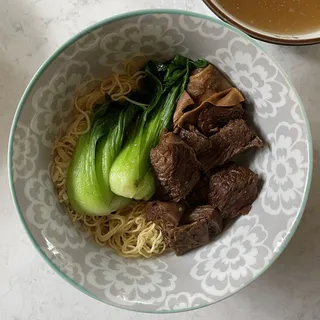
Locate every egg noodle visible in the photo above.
<box><xmin>51</xmin><ymin>56</ymin><xmax>166</xmax><ymax>258</ymax></box>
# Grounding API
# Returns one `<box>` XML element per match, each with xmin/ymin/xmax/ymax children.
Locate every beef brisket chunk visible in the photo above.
<box><xmin>178</xmin><ymin>125</ymin><xmax>209</xmax><ymax>154</ymax></box>
<box><xmin>208</xmin><ymin>163</ymin><xmax>259</xmax><ymax>219</ymax></box>
<box><xmin>179</xmin><ymin>119</ymin><xmax>263</xmax><ymax>172</ymax></box>
<box><xmin>185</xmin><ymin>174</ymin><xmax>209</xmax><ymax>206</ymax></box>
<box><xmin>146</xmin><ymin>201</ymin><xmax>224</xmax><ymax>255</ymax></box>
<box><xmin>166</xmin><ymin>219</ymin><xmax>209</xmax><ymax>256</ymax></box>
<box><xmin>146</xmin><ymin>201</ymin><xmax>185</xmax><ymax>227</ymax></box>
<box><xmin>150</xmin><ymin>132</ymin><xmax>201</xmax><ymax>202</ymax></box>
<box><xmin>197</xmin><ymin>119</ymin><xmax>263</xmax><ymax>172</ymax></box>
<box><xmin>166</xmin><ymin>205</ymin><xmax>223</xmax><ymax>255</ymax></box>
<box><xmin>181</xmin><ymin>205</ymin><xmax>223</xmax><ymax>238</ymax></box>
<box><xmin>145</xmin><ymin>201</ymin><xmax>210</xmax><ymax>256</ymax></box>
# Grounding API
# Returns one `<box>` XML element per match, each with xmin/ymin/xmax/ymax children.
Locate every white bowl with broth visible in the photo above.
<box><xmin>8</xmin><ymin>10</ymin><xmax>312</xmax><ymax>312</ymax></box>
<box><xmin>204</xmin><ymin>0</ymin><xmax>320</xmax><ymax>45</ymax></box>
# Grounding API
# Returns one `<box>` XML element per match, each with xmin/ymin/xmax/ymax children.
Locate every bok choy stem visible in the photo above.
<box><xmin>66</xmin><ymin>100</ymin><xmax>136</xmax><ymax>215</ymax></box>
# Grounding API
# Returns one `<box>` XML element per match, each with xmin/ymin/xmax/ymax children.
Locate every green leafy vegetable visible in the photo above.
<box><xmin>66</xmin><ymin>99</ymin><xmax>135</xmax><ymax>215</ymax></box>
<box><xmin>109</xmin><ymin>56</ymin><xmax>208</xmax><ymax>200</ymax></box>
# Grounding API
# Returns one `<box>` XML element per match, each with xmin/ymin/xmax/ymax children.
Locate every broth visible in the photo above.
<box><xmin>216</xmin><ymin>0</ymin><xmax>320</xmax><ymax>35</ymax></box>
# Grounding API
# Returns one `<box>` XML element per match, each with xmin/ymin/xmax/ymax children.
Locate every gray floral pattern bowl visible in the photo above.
<box><xmin>8</xmin><ymin>9</ymin><xmax>312</xmax><ymax>313</ymax></box>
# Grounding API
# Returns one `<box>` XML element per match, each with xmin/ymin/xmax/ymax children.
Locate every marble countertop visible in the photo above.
<box><xmin>1</xmin><ymin>0</ymin><xmax>320</xmax><ymax>319</ymax></box>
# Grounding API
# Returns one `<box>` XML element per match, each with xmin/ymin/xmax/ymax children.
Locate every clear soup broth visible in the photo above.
<box><xmin>216</xmin><ymin>0</ymin><xmax>320</xmax><ymax>35</ymax></box>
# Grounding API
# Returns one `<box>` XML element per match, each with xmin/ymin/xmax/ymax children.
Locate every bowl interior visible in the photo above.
<box><xmin>204</xmin><ymin>0</ymin><xmax>320</xmax><ymax>45</ymax></box>
<box><xmin>9</xmin><ymin>11</ymin><xmax>312</xmax><ymax>313</ymax></box>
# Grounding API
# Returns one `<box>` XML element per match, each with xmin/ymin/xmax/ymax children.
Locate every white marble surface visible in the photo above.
<box><xmin>1</xmin><ymin>0</ymin><xmax>320</xmax><ymax>319</ymax></box>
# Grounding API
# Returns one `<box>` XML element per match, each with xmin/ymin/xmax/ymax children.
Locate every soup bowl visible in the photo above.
<box><xmin>8</xmin><ymin>9</ymin><xmax>312</xmax><ymax>313</ymax></box>
<box><xmin>204</xmin><ymin>0</ymin><xmax>320</xmax><ymax>45</ymax></box>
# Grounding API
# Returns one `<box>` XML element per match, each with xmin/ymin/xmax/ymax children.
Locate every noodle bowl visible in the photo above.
<box><xmin>9</xmin><ymin>11</ymin><xmax>311</xmax><ymax>312</ymax></box>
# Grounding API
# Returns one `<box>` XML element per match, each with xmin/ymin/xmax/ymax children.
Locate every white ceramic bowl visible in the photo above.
<box><xmin>8</xmin><ymin>9</ymin><xmax>312</xmax><ymax>313</ymax></box>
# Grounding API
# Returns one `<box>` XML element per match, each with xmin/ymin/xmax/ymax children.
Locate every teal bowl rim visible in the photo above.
<box><xmin>8</xmin><ymin>8</ymin><xmax>313</xmax><ymax>314</ymax></box>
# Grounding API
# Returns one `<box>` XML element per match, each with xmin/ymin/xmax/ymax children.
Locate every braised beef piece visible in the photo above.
<box><xmin>208</xmin><ymin>163</ymin><xmax>259</xmax><ymax>219</ymax></box>
<box><xmin>173</xmin><ymin>88</ymin><xmax>244</xmax><ymax>131</ymax></box>
<box><xmin>150</xmin><ymin>132</ymin><xmax>201</xmax><ymax>202</ymax></box>
<box><xmin>167</xmin><ymin>219</ymin><xmax>209</xmax><ymax>256</ymax></box>
<box><xmin>146</xmin><ymin>201</ymin><xmax>223</xmax><ymax>256</ymax></box>
<box><xmin>146</xmin><ymin>201</ymin><xmax>185</xmax><ymax>227</ymax></box>
<box><xmin>197</xmin><ymin>119</ymin><xmax>263</xmax><ymax>172</ymax></box>
<box><xmin>197</xmin><ymin>90</ymin><xmax>244</xmax><ymax>136</ymax></box>
<box><xmin>187</xmin><ymin>64</ymin><xmax>232</xmax><ymax>104</ymax></box>
<box><xmin>178</xmin><ymin>119</ymin><xmax>263</xmax><ymax>172</ymax></box>
<box><xmin>181</xmin><ymin>205</ymin><xmax>223</xmax><ymax>237</ymax></box>
<box><xmin>165</xmin><ymin>205</ymin><xmax>223</xmax><ymax>256</ymax></box>
<box><xmin>178</xmin><ymin>125</ymin><xmax>209</xmax><ymax>154</ymax></box>
<box><xmin>185</xmin><ymin>175</ymin><xmax>209</xmax><ymax>206</ymax></box>
<box><xmin>145</xmin><ymin>201</ymin><xmax>209</xmax><ymax>255</ymax></box>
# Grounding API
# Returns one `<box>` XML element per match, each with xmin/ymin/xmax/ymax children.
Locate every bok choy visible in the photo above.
<box><xmin>109</xmin><ymin>55</ymin><xmax>207</xmax><ymax>200</ymax></box>
<box><xmin>66</xmin><ymin>99</ymin><xmax>135</xmax><ymax>215</ymax></box>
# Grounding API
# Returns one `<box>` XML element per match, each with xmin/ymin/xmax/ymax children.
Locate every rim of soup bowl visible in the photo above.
<box><xmin>203</xmin><ymin>0</ymin><xmax>320</xmax><ymax>45</ymax></box>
